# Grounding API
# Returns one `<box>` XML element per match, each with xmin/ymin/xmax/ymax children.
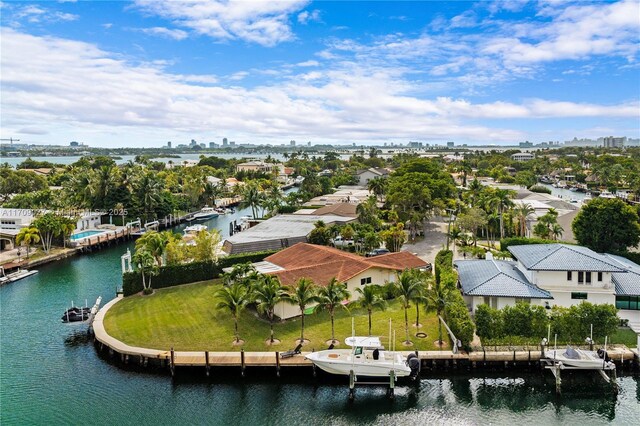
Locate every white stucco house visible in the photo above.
<box><xmin>248</xmin><ymin>243</ymin><xmax>428</xmax><ymax>319</ymax></box>
<box><xmin>455</xmin><ymin>244</ymin><xmax>640</xmax><ymax>326</ymax></box>
<box><xmin>355</xmin><ymin>167</ymin><xmax>390</xmax><ymax>187</ymax></box>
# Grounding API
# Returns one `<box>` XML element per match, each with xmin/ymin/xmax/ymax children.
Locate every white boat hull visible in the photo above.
<box><xmin>193</xmin><ymin>212</ymin><xmax>219</xmax><ymax>220</ymax></box>
<box><xmin>546</xmin><ymin>349</ymin><xmax>614</xmax><ymax>369</ymax></box>
<box><xmin>306</xmin><ymin>350</ymin><xmax>412</xmax><ymax>377</ymax></box>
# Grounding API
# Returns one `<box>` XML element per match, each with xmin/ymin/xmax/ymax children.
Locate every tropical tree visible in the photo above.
<box><xmin>392</xmin><ymin>269</ymin><xmax>421</xmax><ymax>344</ymax></box>
<box><xmin>308</xmin><ymin>220</ymin><xmax>331</xmax><ymax>245</ymax></box>
<box><xmin>252</xmin><ymin>275</ymin><xmax>290</xmax><ymax>344</ymax></box>
<box><xmin>192</xmin><ymin>229</ymin><xmax>221</xmax><ymax>262</ymax></box>
<box><xmin>513</xmin><ymin>203</ymin><xmax>535</xmax><ymax>237</ymax></box>
<box><xmin>288</xmin><ymin>278</ymin><xmax>318</xmax><ymax>343</ymax></box>
<box><xmin>381</xmin><ymin>223</ymin><xmax>406</xmax><ymax>252</ymax></box>
<box><xmin>215</xmin><ymin>283</ymin><xmax>250</xmax><ymax>343</ymax></box>
<box><xmin>32</xmin><ymin>213</ymin><xmax>63</xmax><ymax>253</ymax></box>
<box><xmin>533</xmin><ymin>208</ymin><xmax>562</xmax><ymax>240</ymax></box>
<box><xmin>132</xmin><ymin>248</ymin><xmax>157</xmax><ymax>293</ymax></box>
<box><xmin>572</xmin><ymin>198</ymin><xmax>640</xmax><ymax>252</ymax></box>
<box><xmin>316</xmin><ymin>278</ymin><xmax>351</xmax><ymax>344</ymax></box>
<box><xmin>353</xmin><ymin>285</ymin><xmax>387</xmax><ymax>335</ymax></box>
<box><xmin>367</xmin><ymin>177</ymin><xmax>387</xmax><ymax>202</ymax></box>
<box><xmin>240</xmin><ymin>182</ymin><xmax>263</xmax><ymax>219</ymax></box>
<box><xmin>135</xmin><ymin>231</ymin><xmax>167</xmax><ymax>266</ymax></box>
<box><xmin>59</xmin><ymin>216</ymin><xmax>77</xmax><ymax>248</ymax></box>
<box><xmin>15</xmin><ymin>227</ymin><xmax>40</xmax><ymax>259</ymax></box>
<box><xmin>488</xmin><ymin>188</ymin><xmax>515</xmax><ymax>239</ymax></box>
<box><xmin>425</xmin><ymin>277</ymin><xmax>454</xmax><ymax>346</ymax></box>
<box><xmin>412</xmin><ymin>272</ymin><xmax>430</xmax><ymax>329</ymax></box>
<box><xmin>222</xmin><ymin>262</ymin><xmax>257</xmax><ymax>286</ymax></box>
<box><xmin>135</xmin><ymin>172</ymin><xmax>163</xmax><ymax>222</ymax></box>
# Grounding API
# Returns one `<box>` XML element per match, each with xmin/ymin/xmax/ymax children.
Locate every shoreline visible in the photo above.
<box><xmin>93</xmin><ymin>295</ymin><xmax>639</xmax><ymax>376</ymax></box>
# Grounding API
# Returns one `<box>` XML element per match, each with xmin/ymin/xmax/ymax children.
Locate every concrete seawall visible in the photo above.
<box><xmin>93</xmin><ymin>296</ymin><xmax>639</xmax><ymax>375</ymax></box>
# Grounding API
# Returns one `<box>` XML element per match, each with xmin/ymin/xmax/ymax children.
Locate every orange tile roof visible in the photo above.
<box><xmin>264</xmin><ymin>243</ymin><xmax>427</xmax><ymax>287</ymax></box>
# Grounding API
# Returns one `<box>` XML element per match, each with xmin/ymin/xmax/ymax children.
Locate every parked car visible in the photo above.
<box><xmin>331</xmin><ymin>236</ymin><xmax>354</xmax><ymax>247</ymax></box>
<box><xmin>365</xmin><ymin>248</ymin><xmax>390</xmax><ymax>257</ymax></box>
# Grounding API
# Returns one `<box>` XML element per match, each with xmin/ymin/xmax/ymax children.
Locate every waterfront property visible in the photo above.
<box><xmin>222</xmin><ymin>214</ymin><xmax>355</xmax><ymax>254</ymax></box>
<box><xmin>249</xmin><ymin>243</ymin><xmax>428</xmax><ymax>319</ymax></box>
<box><xmin>455</xmin><ymin>244</ymin><xmax>640</xmax><ymax>325</ymax></box>
<box><xmin>355</xmin><ymin>167</ymin><xmax>390</xmax><ymax>186</ymax></box>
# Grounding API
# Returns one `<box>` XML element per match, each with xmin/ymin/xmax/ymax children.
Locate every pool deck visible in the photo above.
<box><xmin>93</xmin><ymin>296</ymin><xmax>639</xmax><ymax>372</ymax></box>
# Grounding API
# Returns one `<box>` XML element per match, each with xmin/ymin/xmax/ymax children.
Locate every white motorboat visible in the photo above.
<box><xmin>305</xmin><ymin>336</ymin><xmax>418</xmax><ymax>378</ymax></box>
<box><xmin>193</xmin><ymin>207</ymin><xmax>219</xmax><ymax>221</ymax></box>
<box><xmin>0</xmin><ymin>267</ymin><xmax>38</xmax><ymax>285</ymax></box>
<box><xmin>184</xmin><ymin>224</ymin><xmax>208</xmax><ymax>235</ymax></box>
<box><xmin>598</xmin><ymin>191</ymin><xmax>616</xmax><ymax>199</ymax></box>
<box><xmin>545</xmin><ymin>346</ymin><xmax>615</xmax><ymax>369</ymax></box>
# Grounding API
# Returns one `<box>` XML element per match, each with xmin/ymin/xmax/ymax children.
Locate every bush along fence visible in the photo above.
<box><xmin>474</xmin><ymin>302</ymin><xmax>619</xmax><ymax>347</ymax></box>
<box><xmin>435</xmin><ymin>249</ymin><xmax>475</xmax><ymax>349</ymax></box>
<box><xmin>123</xmin><ymin>250</ymin><xmax>278</xmax><ymax>296</ymax></box>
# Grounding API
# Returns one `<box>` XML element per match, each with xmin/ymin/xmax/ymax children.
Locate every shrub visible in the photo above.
<box><xmin>499</xmin><ymin>237</ymin><xmax>558</xmax><ymax>251</ymax></box>
<box><xmin>474</xmin><ymin>304</ymin><xmax>504</xmax><ymax>341</ymax></box>
<box><xmin>434</xmin><ymin>249</ymin><xmax>453</xmax><ymax>283</ymax></box>
<box><xmin>529</xmin><ymin>185</ymin><xmax>552</xmax><ymax>194</ymax></box>
<box><xmin>444</xmin><ymin>289</ymin><xmax>475</xmax><ymax>348</ymax></box>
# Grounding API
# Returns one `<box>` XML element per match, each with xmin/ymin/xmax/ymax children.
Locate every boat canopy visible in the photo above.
<box><xmin>344</xmin><ymin>336</ymin><xmax>383</xmax><ymax>348</ymax></box>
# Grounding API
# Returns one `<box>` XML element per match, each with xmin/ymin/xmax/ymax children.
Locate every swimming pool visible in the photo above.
<box><xmin>70</xmin><ymin>230</ymin><xmax>105</xmax><ymax>241</ymax></box>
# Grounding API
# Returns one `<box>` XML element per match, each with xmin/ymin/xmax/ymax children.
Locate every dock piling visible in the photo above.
<box><xmin>205</xmin><ymin>351</ymin><xmax>210</xmax><ymax>377</ymax></box>
<box><xmin>170</xmin><ymin>347</ymin><xmax>175</xmax><ymax>378</ymax></box>
<box><xmin>348</xmin><ymin>370</ymin><xmax>355</xmax><ymax>401</ymax></box>
<box><xmin>275</xmin><ymin>352</ymin><xmax>281</xmax><ymax>377</ymax></box>
<box><xmin>240</xmin><ymin>349</ymin><xmax>246</xmax><ymax>377</ymax></box>
<box><xmin>388</xmin><ymin>370</ymin><xmax>395</xmax><ymax>400</ymax></box>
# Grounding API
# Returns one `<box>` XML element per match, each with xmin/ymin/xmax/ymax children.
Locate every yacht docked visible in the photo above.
<box><xmin>192</xmin><ymin>207</ymin><xmax>219</xmax><ymax>221</ymax></box>
<box><xmin>305</xmin><ymin>336</ymin><xmax>419</xmax><ymax>378</ymax></box>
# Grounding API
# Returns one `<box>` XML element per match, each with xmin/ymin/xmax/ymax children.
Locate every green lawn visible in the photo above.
<box><xmin>104</xmin><ymin>280</ymin><xmax>449</xmax><ymax>352</ymax></box>
<box><xmin>610</xmin><ymin>327</ymin><xmax>639</xmax><ymax>347</ymax></box>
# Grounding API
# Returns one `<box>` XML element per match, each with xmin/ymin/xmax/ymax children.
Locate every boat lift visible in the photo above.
<box><xmin>542</xmin><ymin>331</ymin><xmax>618</xmax><ymax>395</ymax></box>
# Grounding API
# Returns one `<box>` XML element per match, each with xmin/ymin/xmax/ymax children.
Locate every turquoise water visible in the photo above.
<box><xmin>1</xmin><ymin>211</ymin><xmax>639</xmax><ymax>424</ymax></box>
<box><xmin>70</xmin><ymin>230</ymin><xmax>106</xmax><ymax>240</ymax></box>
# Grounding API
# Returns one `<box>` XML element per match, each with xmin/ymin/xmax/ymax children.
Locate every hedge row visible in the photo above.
<box><xmin>434</xmin><ymin>249</ymin><xmax>453</xmax><ymax>284</ymax></box>
<box><xmin>475</xmin><ymin>302</ymin><xmax>619</xmax><ymax>345</ymax></box>
<box><xmin>434</xmin><ymin>248</ymin><xmax>475</xmax><ymax>348</ymax></box>
<box><xmin>123</xmin><ymin>250</ymin><xmax>279</xmax><ymax>296</ymax></box>
<box><xmin>123</xmin><ymin>261</ymin><xmax>218</xmax><ymax>296</ymax></box>
<box><xmin>499</xmin><ymin>237</ymin><xmax>558</xmax><ymax>251</ymax></box>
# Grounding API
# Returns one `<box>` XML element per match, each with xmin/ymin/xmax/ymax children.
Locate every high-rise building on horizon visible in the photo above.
<box><xmin>603</xmin><ymin>136</ymin><xmax>626</xmax><ymax>148</ymax></box>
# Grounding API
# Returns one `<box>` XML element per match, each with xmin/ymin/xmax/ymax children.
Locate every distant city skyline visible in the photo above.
<box><xmin>1</xmin><ymin>1</ymin><xmax>639</xmax><ymax>148</ymax></box>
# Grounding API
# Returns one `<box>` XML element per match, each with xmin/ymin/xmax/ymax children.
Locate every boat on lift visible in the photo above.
<box><xmin>545</xmin><ymin>346</ymin><xmax>615</xmax><ymax>370</ymax></box>
<box><xmin>192</xmin><ymin>207</ymin><xmax>220</xmax><ymax>221</ymax></box>
<box><xmin>305</xmin><ymin>336</ymin><xmax>418</xmax><ymax>378</ymax></box>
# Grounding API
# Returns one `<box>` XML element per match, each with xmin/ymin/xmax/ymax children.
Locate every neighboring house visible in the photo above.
<box><xmin>249</xmin><ymin>243</ymin><xmax>428</xmax><ymax>319</ymax></box>
<box><xmin>455</xmin><ymin>254</ymin><xmax>553</xmax><ymax>311</ymax></box>
<box><xmin>355</xmin><ymin>167</ymin><xmax>390</xmax><ymax>187</ymax></box>
<box><xmin>511</xmin><ymin>153</ymin><xmax>535</xmax><ymax>162</ymax></box>
<box><xmin>236</xmin><ymin>161</ymin><xmax>275</xmax><ymax>173</ymax></box>
<box><xmin>455</xmin><ymin>244</ymin><xmax>639</xmax><ymax>323</ymax></box>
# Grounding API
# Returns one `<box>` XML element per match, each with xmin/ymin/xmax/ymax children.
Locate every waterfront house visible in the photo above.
<box><xmin>249</xmin><ymin>243</ymin><xmax>428</xmax><ymax>319</ymax></box>
<box><xmin>511</xmin><ymin>153</ymin><xmax>535</xmax><ymax>162</ymax></box>
<box><xmin>236</xmin><ymin>160</ymin><xmax>275</xmax><ymax>173</ymax></box>
<box><xmin>455</xmin><ymin>244</ymin><xmax>639</xmax><ymax>325</ymax></box>
<box><xmin>355</xmin><ymin>167</ymin><xmax>390</xmax><ymax>187</ymax></box>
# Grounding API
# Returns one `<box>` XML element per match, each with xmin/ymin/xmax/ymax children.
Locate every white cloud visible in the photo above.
<box><xmin>296</xmin><ymin>60</ymin><xmax>319</xmax><ymax>67</ymax></box>
<box><xmin>1</xmin><ymin>29</ymin><xmax>636</xmax><ymax>147</ymax></box>
<box><xmin>298</xmin><ymin>9</ymin><xmax>321</xmax><ymax>25</ymax></box>
<box><xmin>228</xmin><ymin>71</ymin><xmax>249</xmax><ymax>81</ymax></box>
<box><xmin>140</xmin><ymin>27</ymin><xmax>188</xmax><ymax>40</ymax></box>
<box><xmin>11</xmin><ymin>4</ymin><xmax>79</xmax><ymax>24</ymax></box>
<box><xmin>102</xmin><ymin>23</ymin><xmax>113</xmax><ymax>29</ymax></box>
<box><xmin>132</xmin><ymin>0</ymin><xmax>309</xmax><ymax>46</ymax></box>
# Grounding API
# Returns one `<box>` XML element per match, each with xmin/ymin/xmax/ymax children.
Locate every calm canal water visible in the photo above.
<box><xmin>2</xmin><ymin>215</ymin><xmax>639</xmax><ymax>424</ymax></box>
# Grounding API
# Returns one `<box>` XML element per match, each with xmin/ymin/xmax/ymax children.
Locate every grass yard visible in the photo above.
<box><xmin>104</xmin><ymin>280</ymin><xmax>449</xmax><ymax>352</ymax></box>
<box><xmin>610</xmin><ymin>327</ymin><xmax>639</xmax><ymax>347</ymax></box>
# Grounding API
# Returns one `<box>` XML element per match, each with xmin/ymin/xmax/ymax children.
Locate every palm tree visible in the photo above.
<box><xmin>252</xmin><ymin>275</ymin><xmax>289</xmax><ymax>344</ymax></box>
<box><xmin>240</xmin><ymin>182</ymin><xmax>263</xmax><ymax>219</ymax></box>
<box><xmin>288</xmin><ymin>278</ymin><xmax>318</xmax><ymax>343</ymax></box>
<box><xmin>493</xmin><ymin>189</ymin><xmax>515</xmax><ymax>239</ymax></box>
<box><xmin>425</xmin><ymin>277</ymin><xmax>453</xmax><ymax>346</ymax></box>
<box><xmin>392</xmin><ymin>269</ymin><xmax>420</xmax><ymax>344</ymax></box>
<box><xmin>215</xmin><ymin>283</ymin><xmax>250</xmax><ymax>343</ymax></box>
<box><xmin>222</xmin><ymin>262</ymin><xmax>257</xmax><ymax>286</ymax></box>
<box><xmin>353</xmin><ymin>285</ymin><xmax>387</xmax><ymax>335</ymax></box>
<box><xmin>59</xmin><ymin>216</ymin><xmax>76</xmax><ymax>248</ymax></box>
<box><xmin>551</xmin><ymin>223</ymin><xmax>564</xmax><ymax>241</ymax></box>
<box><xmin>316</xmin><ymin>278</ymin><xmax>351</xmax><ymax>344</ymax></box>
<box><xmin>513</xmin><ymin>203</ymin><xmax>535</xmax><ymax>237</ymax></box>
<box><xmin>15</xmin><ymin>227</ymin><xmax>40</xmax><ymax>259</ymax></box>
<box><xmin>135</xmin><ymin>172</ymin><xmax>162</xmax><ymax>222</ymax></box>
<box><xmin>90</xmin><ymin>165</ymin><xmax>118</xmax><ymax>209</ymax></box>
<box><xmin>132</xmin><ymin>249</ymin><xmax>157</xmax><ymax>292</ymax></box>
<box><xmin>412</xmin><ymin>272</ymin><xmax>430</xmax><ymax>329</ymax></box>
<box><xmin>367</xmin><ymin>177</ymin><xmax>387</xmax><ymax>202</ymax></box>
<box><xmin>135</xmin><ymin>231</ymin><xmax>167</xmax><ymax>266</ymax></box>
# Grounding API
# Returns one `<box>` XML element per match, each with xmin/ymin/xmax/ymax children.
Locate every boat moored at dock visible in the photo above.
<box><xmin>193</xmin><ymin>207</ymin><xmax>219</xmax><ymax>221</ymax></box>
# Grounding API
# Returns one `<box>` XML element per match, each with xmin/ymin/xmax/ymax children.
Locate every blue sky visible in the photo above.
<box><xmin>1</xmin><ymin>0</ymin><xmax>639</xmax><ymax>148</ymax></box>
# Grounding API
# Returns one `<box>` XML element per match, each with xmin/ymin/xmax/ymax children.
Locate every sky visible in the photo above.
<box><xmin>1</xmin><ymin>0</ymin><xmax>639</xmax><ymax>148</ymax></box>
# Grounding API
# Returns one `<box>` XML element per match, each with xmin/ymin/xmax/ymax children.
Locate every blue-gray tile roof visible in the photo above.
<box><xmin>603</xmin><ymin>254</ymin><xmax>640</xmax><ymax>296</ymax></box>
<box><xmin>454</xmin><ymin>260</ymin><xmax>553</xmax><ymax>299</ymax></box>
<box><xmin>508</xmin><ymin>244</ymin><xmax>625</xmax><ymax>272</ymax></box>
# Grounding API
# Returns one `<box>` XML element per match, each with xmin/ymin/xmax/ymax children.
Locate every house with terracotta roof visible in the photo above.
<box><xmin>251</xmin><ymin>243</ymin><xmax>428</xmax><ymax>319</ymax></box>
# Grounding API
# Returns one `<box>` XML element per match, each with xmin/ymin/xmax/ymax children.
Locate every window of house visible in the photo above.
<box><xmin>567</xmin><ymin>271</ymin><xmax>572</xmax><ymax>281</ymax></box>
<box><xmin>616</xmin><ymin>296</ymin><xmax>640</xmax><ymax>310</ymax></box>
<box><xmin>597</xmin><ymin>272</ymin><xmax>603</xmax><ymax>282</ymax></box>
<box><xmin>585</xmin><ymin>272</ymin><xmax>592</xmax><ymax>284</ymax></box>
<box><xmin>571</xmin><ymin>292</ymin><xmax>588</xmax><ymax>300</ymax></box>
<box><xmin>360</xmin><ymin>277</ymin><xmax>372</xmax><ymax>285</ymax></box>
<box><xmin>578</xmin><ymin>271</ymin><xmax>584</xmax><ymax>284</ymax></box>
